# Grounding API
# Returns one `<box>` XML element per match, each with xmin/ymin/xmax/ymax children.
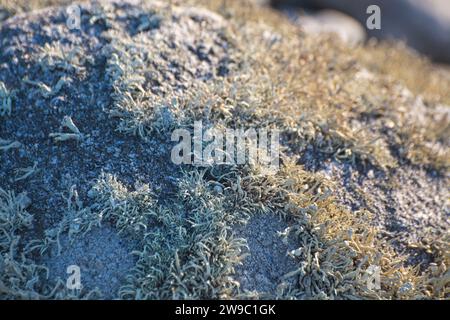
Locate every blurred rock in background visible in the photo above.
<box><xmin>272</xmin><ymin>0</ymin><xmax>450</xmax><ymax>63</ymax></box>
<box><xmin>283</xmin><ymin>9</ymin><xmax>366</xmax><ymax>46</ymax></box>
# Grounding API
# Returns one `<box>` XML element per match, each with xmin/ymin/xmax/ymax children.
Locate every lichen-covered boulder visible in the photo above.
<box><xmin>0</xmin><ymin>0</ymin><xmax>448</xmax><ymax>300</ymax></box>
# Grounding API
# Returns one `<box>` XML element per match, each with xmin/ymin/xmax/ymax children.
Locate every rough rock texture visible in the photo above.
<box><xmin>317</xmin><ymin>161</ymin><xmax>449</xmax><ymax>267</ymax></box>
<box><xmin>235</xmin><ymin>215</ymin><xmax>298</xmax><ymax>296</ymax></box>
<box><xmin>45</xmin><ymin>226</ymin><xmax>137</xmax><ymax>299</ymax></box>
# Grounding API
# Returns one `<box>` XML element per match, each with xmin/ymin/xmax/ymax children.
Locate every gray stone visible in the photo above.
<box><xmin>289</xmin><ymin>9</ymin><xmax>366</xmax><ymax>45</ymax></box>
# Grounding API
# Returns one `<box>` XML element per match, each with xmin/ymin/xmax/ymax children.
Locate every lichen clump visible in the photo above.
<box><xmin>0</xmin><ymin>81</ymin><xmax>12</xmax><ymax>116</ymax></box>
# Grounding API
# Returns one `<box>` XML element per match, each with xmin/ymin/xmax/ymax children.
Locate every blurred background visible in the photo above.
<box><xmin>270</xmin><ymin>0</ymin><xmax>450</xmax><ymax>64</ymax></box>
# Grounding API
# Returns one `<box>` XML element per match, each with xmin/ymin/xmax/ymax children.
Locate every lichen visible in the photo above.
<box><xmin>0</xmin><ymin>81</ymin><xmax>12</xmax><ymax>117</ymax></box>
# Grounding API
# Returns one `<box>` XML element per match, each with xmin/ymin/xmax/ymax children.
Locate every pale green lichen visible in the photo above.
<box><xmin>0</xmin><ymin>187</ymin><xmax>53</xmax><ymax>299</ymax></box>
<box><xmin>118</xmin><ymin>168</ymin><xmax>248</xmax><ymax>299</ymax></box>
<box><xmin>14</xmin><ymin>162</ymin><xmax>38</xmax><ymax>182</ymax></box>
<box><xmin>0</xmin><ymin>81</ymin><xmax>12</xmax><ymax>116</ymax></box>
<box><xmin>23</xmin><ymin>76</ymin><xmax>72</xmax><ymax>98</ymax></box>
<box><xmin>49</xmin><ymin>116</ymin><xmax>83</xmax><ymax>142</ymax></box>
<box><xmin>29</xmin><ymin>186</ymin><xmax>102</xmax><ymax>257</ymax></box>
<box><xmin>104</xmin><ymin>35</ymin><xmax>183</xmax><ymax>139</ymax></box>
<box><xmin>0</xmin><ymin>139</ymin><xmax>21</xmax><ymax>152</ymax></box>
<box><xmin>88</xmin><ymin>173</ymin><xmax>157</xmax><ymax>236</ymax></box>
<box><xmin>37</xmin><ymin>42</ymin><xmax>85</xmax><ymax>74</ymax></box>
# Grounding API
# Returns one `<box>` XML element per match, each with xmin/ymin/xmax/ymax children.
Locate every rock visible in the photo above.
<box><xmin>289</xmin><ymin>9</ymin><xmax>366</xmax><ymax>46</ymax></box>
<box><xmin>0</xmin><ymin>0</ymin><xmax>448</xmax><ymax>301</ymax></box>
<box><xmin>272</xmin><ymin>0</ymin><xmax>450</xmax><ymax>63</ymax></box>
